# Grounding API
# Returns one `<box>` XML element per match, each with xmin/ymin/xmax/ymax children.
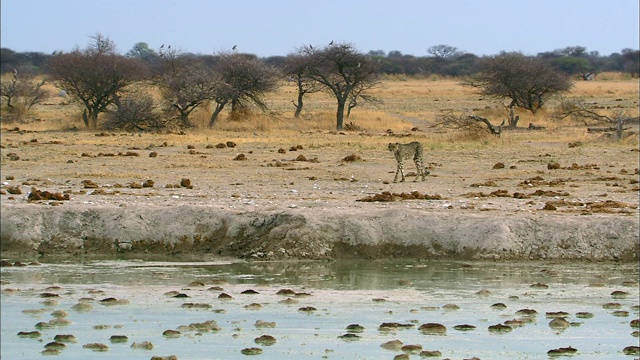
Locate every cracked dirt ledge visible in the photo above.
<box><xmin>1</xmin><ymin>203</ymin><xmax>638</xmax><ymax>261</ymax></box>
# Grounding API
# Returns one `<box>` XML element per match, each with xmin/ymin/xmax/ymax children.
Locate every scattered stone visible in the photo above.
<box><xmin>342</xmin><ymin>154</ymin><xmax>362</xmax><ymax>162</ymax></box>
<box><xmin>298</xmin><ymin>306</ymin><xmax>316</xmax><ymax>312</ymax></box>
<box><xmin>162</xmin><ymin>329</ymin><xmax>181</xmax><ymax>338</ymax></box>
<box><xmin>6</xmin><ymin>185</ymin><xmax>21</xmax><ymax>195</ymax></box>
<box><xmin>420</xmin><ymin>350</ymin><xmax>443</xmax><ymax>357</ymax></box>
<box><xmin>180</xmin><ymin>178</ymin><xmax>192</xmax><ymax>188</ymax></box>
<box><xmin>149</xmin><ymin>151</ymin><xmax>158</xmax><ymax>157</ymax></box>
<box><xmin>40</xmin><ymin>292</ymin><xmax>60</xmax><ymax>298</ymax></box>
<box><xmin>81</xmin><ymin>179</ymin><xmax>99</xmax><ymax>188</ymax></box>
<box><xmin>602</xmin><ymin>302</ymin><xmax>622</xmax><ymax>309</ymax></box>
<box><xmin>401</xmin><ymin>344</ymin><xmax>422</xmax><ymax>354</ymax></box>
<box><xmin>575</xmin><ymin>312</ymin><xmax>594</xmax><ymax>319</ymax></box>
<box><xmin>516</xmin><ymin>308</ymin><xmax>538</xmax><ymax>316</ymax></box>
<box><xmin>453</xmin><ymin>324</ymin><xmax>476</xmax><ymax>331</ymax></box>
<box><xmin>443</xmin><ymin>303</ymin><xmax>460</xmax><ymax>310</ymax></box>
<box><xmin>276</xmin><ymin>289</ymin><xmax>296</xmax><ymax>296</ymax></box>
<box><xmin>624</xmin><ymin>346</ymin><xmax>640</xmax><ymax>355</ymax></box>
<box><xmin>28</xmin><ymin>188</ymin><xmax>70</xmax><ymax>202</ymax></box>
<box><xmin>418</xmin><ymin>323</ymin><xmax>447</xmax><ymax>335</ymax></box>
<box><xmin>611</xmin><ymin>290</ymin><xmax>629</xmax><ymax>298</ymax></box>
<box><xmin>531</xmin><ymin>283</ymin><xmax>549</xmax><ymax>289</ymax></box>
<box><xmin>488</xmin><ymin>324</ymin><xmax>512</xmax><ymax>333</ymax></box>
<box><xmin>244</xmin><ymin>303</ymin><xmax>262</xmax><ymax>310</ymax></box>
<box><xmin>150</xmin><ymin>356</ymin><xmax>178</xmax><ymax>360</ymax></box>
<box><xmin>143</xmin><ymin>180</ymin><xmax>154</xmax><ymax>188</ymax></box>
<box><xmin>547</xmin><ymin>346</ymin><xmax>577</xmax><ymax>356</ymax></box>
<box><xmin>181</xmin><ymin>303</ymin><xmax>211</xmax><ymax>309</ymax></box>
<box><xmin>216</xmin><ymin>143</ymin><xmax>226</xmax><ymax>148</ymax></box>
<box><xmin>254</xmin><ymin>335</ymin><xmax>277</xmax><ymax>346</ymax></box>
<box><xmin>109</xmin><ymin>335</ymin><xmax>128</xmax><ymax>343</ymax></box>
<box><xmin>44</xmin><ymin>341</ymin><xmax>66</xmax><ymax>350</ymax></box>
<box><xmin>241</xmin><ymin>289</ymin><xmax>259</xmax><ymax>294</ymax></box>
<box><xmin>226</xmin><ymin>141</ymin><xmax>237</xmax><ymax>148</ymax></box>
<box><xmin>346</xmin><ymin>324</ymin><xmax>364</xmax><ymax>333</ymax></box>
<box><xmin>218</xmin><ymin>293</ymin><xmax>233</xmax><ymax>300</ymax></box>
<box><xmin>255</xmin><ymin>320</ymin><xmax>276</xmax><ymax>328</ymax></box>
<box><xmin>83</xmin><ymin>343</ymin><xmax>109</xmax><ymax>351</ymax></box>
<box><xmin>547</xmin><ymin>162</ymin><xmax>561</xmax><ymax>170</ymax></box>
<box><xmin>51</xmin><ymin>310</ymin><xmax>69</xmax><ymax>318</ymax></box>
<box><xmin>53</xmin><ymin>334</ymin><xmax>77</xmax><ymax>343</ymax></box>
<box><xmin>240</xmin><ymin>347</ymin><xmax>263</xmax><ymax>355</ymax></box>
<box><xmin>491</xmin><ymin>303</ymin><xmax>507</xmax><ymax>310</ymax></box>
<box><xmin>379</xmin><ymin>322</ymin><xmax>415</xmax><ymax>331</ymax></box>
<box><xmin>493</xmin><ymin>162</ymin><xmax>505</xmax><ymax>169</ymax></box>
<box><xmin>17</xmin><ymin>331</ymin><xmax>41</xmax><ymax>338</ymax></box>
<box><xmin>549</xmin><ymin>318</ymin><xmax>571</xmax><ymax>330</ymax></box>
<box><xmin>131</xmin><ymin>341</ymin><xmax>154</xmax><ymax>350</ymax></box>
<box><xmin>546</xmin><ymin>311</ymin><xmax>570</xmax><ymax>318</ymax></box>
<box><xmin>380</xmin><ymin>339</ymin><xmax>403</xmax><ymax>351</ymax></box>
<box><xmin>338</xmin><ymin>333</ymin><xmax>360</xmax><ymax>341</ymax></box>
<box><xmin>630</xmin><ymin>319</ymin><xmax>640</xmax><ymax>329</ymax></box>
<box><xmin>612</xmin><ymin>310</ymin><xmax>629</xmax><ymax>317</ymax></box>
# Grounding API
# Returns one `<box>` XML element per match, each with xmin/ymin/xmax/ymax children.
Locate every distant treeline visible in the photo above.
<box><xmin>1</xmin><ymin>45</ymin><xmax>638</xmax><ymax>78</ymax></box>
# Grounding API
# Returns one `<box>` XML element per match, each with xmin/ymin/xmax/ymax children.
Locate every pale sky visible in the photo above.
<box><xmin>1</xmin><ymin>0</ymin><xmax>638</xmax><ymax>57</ymax></box>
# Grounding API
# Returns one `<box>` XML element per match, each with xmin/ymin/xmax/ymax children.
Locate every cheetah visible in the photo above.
<box><xmin>388</xmin><ymin>141</ymin><xmax>429</xmax><ymax>182</ymax></box>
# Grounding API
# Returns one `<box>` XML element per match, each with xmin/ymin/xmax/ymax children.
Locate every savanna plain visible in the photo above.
<box><xmin>1</xmin><ymin>76</ymin><xmax>639</xmax><ymax>359</ymax></box>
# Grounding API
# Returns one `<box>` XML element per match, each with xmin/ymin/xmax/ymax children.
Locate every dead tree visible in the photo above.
<box><xmin>432</xmin><ymin>112</ymin><xmax>504</xmax><ymax>137</ymax></box>
<box><xmin>557</xmin><ymin>98</ymin><xmax>635</xmax><ymax>141</ymax></box>
<box><xmin>469</xmin><ymin>115</ymin><xmax>505</xmax><ymax>137</ymax></box>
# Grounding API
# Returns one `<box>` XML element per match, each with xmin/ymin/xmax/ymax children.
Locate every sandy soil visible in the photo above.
<box><xmin>1</xmin><ymin>127</ymin><xmax>638</xmax><ymax>261</ymax></box>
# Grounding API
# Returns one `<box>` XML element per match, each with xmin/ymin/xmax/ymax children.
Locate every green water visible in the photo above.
<box><xmin>1</xmin><ymin>259</ymin><xmax>638</xmax><ymax>359</ymax></box>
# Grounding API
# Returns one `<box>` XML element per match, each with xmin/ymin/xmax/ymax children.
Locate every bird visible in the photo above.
<box><xmin>329</xmin><ymin>40</ymin><xmax>334</xmax><ymax>46</ymax></box>
<box><xmin>309</xmin><ymin>44</ymin><xmax>313</xmax><ymax>49</ymax></box>
<box><xmin>167</xmin><ymin>45</ymin><xmax>171</xmax><ymax>49</ymax></box>
<box><xmin>232</xmin><ymin>45</ymin><xmax>237</xmax><ymax>50</ymax></box>
<box><xmin>160</xmin><ymin>44</ymin><xmax>164</xmax><ymax>49</ymax></box>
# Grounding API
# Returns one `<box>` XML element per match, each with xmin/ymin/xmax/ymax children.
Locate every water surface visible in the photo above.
<box><xmin>1</xmin><ymin>259</ymin><xmax>638</xmax><ymax>359</ymax></box>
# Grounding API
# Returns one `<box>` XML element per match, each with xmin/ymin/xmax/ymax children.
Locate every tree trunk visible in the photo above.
<box><xmin>209</xmin><ymin>101</ymin><xmax>227</xmax><ymax>127</ymax></box>
<box><xmin>293</xmin><ymin>92</ymin><xmax>304</xmax><ymax>118</ymax></box>
<box><xmin>179</xmin><ymin>112</ymin><xmax>192</xmax><ymax>128</ymax></box>
<box><xmin>336</xmin><ymin>100</ymin><xmax>346</xmax><ymax>131</ymax></box>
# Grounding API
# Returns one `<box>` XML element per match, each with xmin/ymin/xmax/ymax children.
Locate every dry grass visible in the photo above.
<box><xmin>2</xmin><ymin>76</ymin><xmax>638</xmax><ymax>152</ymax></box>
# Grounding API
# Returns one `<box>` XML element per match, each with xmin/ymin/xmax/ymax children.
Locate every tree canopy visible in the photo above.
<box><xmin>465</xmin><ymin>53</ymin><xmax>573</xmax><ymax>114</ymax></box>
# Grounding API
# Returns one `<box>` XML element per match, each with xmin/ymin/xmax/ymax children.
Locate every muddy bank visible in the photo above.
<box><xmin>1</xmin><ymin>204</ymin><xmax>638</xmax><ymax>261</ymax></box>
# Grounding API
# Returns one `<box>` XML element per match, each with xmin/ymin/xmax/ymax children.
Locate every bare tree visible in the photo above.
<box><xmin>464</xmin><ymin>53</ymin><xmax>573</xmax><ymax>119</ymax></box>
<box><xmin>427</xmin><ymin>44</ymin><xmax>460</xmax><ymax>58</ymax></box>
<box><xmin>155</xmin><ymin>48</ymin><xmax>218</xmax><ymax>127</ymax></box>
<box><xmin>103</xmin><ymin>90</ymin><xmax>163</xmax><ymax>131</ymax></box>
<box><xmin>0</xmin><ymin>69</ymin><xmax>48</xmax><ymax>119</ymax></box>
<box><xmin>47</xmin><ymin>34</ymin><xmax>145</xmax><ymax>128</ymax></box>
<box><xmin>283</xmin><ymin>52</ymin><xmax>323</xmax><ymax>118</ymax></box>
<box><xmin>208</xmin><ymin>52</ymin><xmax>280</xmax><ymax>127</ymax></box>
<box><xmin>302</xmin><ymin>43</ymin><xmax>379</xmax><ymax>130</ymax></box>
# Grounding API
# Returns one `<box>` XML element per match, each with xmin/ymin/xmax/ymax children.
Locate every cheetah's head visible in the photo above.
<box><xmin>388</xmin><ymin>143</ymin><xmax>399</xmax><ymax>152</ymax></box>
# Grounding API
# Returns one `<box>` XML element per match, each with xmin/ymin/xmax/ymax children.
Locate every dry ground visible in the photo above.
<box><xmin>0</xmin><ymin>77</ymin><xmax>638</xmax><ymax>260</ymax></box>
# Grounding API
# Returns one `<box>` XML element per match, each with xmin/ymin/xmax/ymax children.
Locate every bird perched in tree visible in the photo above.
<box><xmin>329</xmin><ymin>40</ymin><xmax>334</xmax><ymax>46</ymax></box>
<box><xmin>232</xmin><ymin>45</ymin><xmax>237</xmax><ymax>50</ymax></box>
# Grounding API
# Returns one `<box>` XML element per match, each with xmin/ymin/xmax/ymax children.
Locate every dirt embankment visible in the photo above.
<box><xmin>1</xmin><ymin>203</ymin><xmax>637</xmax><ymax>261</ymax></box>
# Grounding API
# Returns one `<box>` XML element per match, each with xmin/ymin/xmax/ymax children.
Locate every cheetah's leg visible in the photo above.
<box><xmin>413</xmin><ymin>158</ymin><xmax>424</xmax><ymax>182</ymax></box>
<box><xmin>394</xmin><ymin>161</ymin><xmax>405</xmax><ymax>182</ymax></box>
